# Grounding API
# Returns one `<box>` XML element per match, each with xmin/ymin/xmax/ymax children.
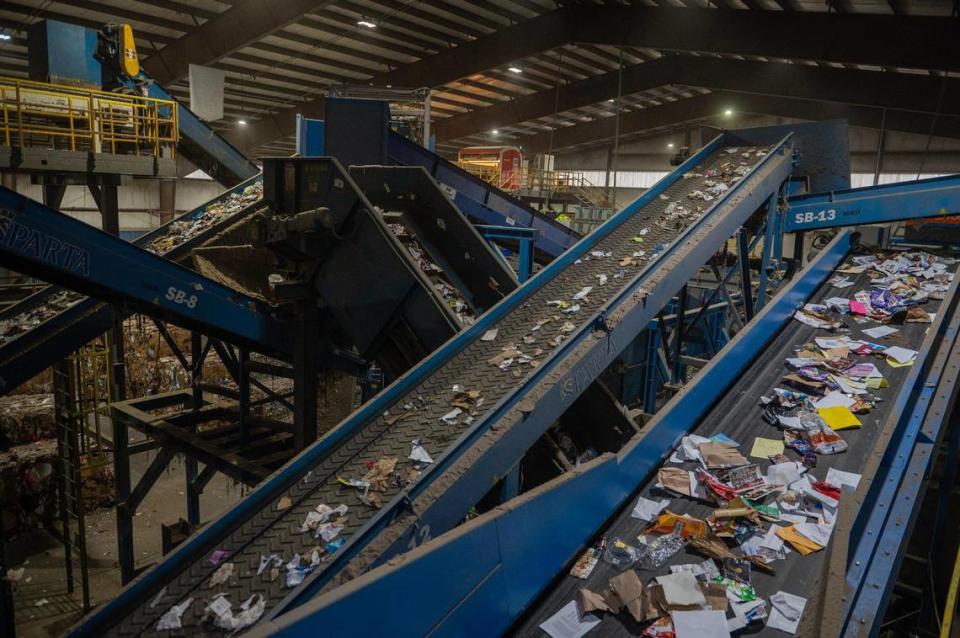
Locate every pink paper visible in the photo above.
<box><xmin>849</xmin><ymin>301</ymin><xmax>868</xmax><ymax>315</ymax></box>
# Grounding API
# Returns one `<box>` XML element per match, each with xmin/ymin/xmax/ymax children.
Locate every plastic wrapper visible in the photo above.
<box><xmin>637</xmin><ymin>532</ymin><xmax>687</xmax><ymax>570</ymax></box>
<box><xmin>602</xmin><ymin>537</ymin><xmax>640</xmax><ymax>567</ymax></box>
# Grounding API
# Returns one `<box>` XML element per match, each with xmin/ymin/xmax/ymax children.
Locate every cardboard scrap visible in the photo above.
<box><xmin>609</xmin><ymin>569</ymin><xmax>646</xmax><ymax>622</ymax></box>
<box><xmin>698</xmin><ymin>442</ymin><xmax>748</xmax><ymax>469</ymax></box>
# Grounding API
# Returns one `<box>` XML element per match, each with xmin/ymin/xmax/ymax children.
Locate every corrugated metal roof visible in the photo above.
<box><xmin>0</xmin><ymin>0</ymin><xmax>955</xmax><ymax>159</ymax></box>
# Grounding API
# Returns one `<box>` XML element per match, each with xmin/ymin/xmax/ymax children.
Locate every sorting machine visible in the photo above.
<box><xmin>50</xmin><ymin>126</ymin><xmax>799</xmax><ymax>636</ymax></box>
<box><xmin>240</xmin><ymin>177</ymin><xmax>960</xmax><ymax>637</ymax></box>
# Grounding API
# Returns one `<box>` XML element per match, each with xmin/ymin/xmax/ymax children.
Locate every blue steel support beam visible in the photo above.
<box><xmin>835</xmin><ymin>268</ymin><xmax>960</xmax><ymax>636</ymax></box>
<box><xmin>247</xmin><ymin>232</ymin><xmax>854</xmax><ymax>638</ymax></box>
<box><xmin>784</xmin><ymin>173</ymin><xmax>960</xmax><ymax>232</ymax></box>
<box><xmin>476</xmin><ymin>224</ymin><xmax>537</xmax><ymax>283</ymax></box>
<box><xmin>267</xmin><ymin>134</ymin><xmax>795</xmax><ymax>617</ymax></box>
<box><xmin>0</xmin><ymin>186</ymin><xmax>288</xmax><ymax>355</ymax></box>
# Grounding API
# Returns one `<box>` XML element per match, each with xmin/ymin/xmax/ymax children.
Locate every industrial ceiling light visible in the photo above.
<box><xmin>667</xmin><ymin>142</ymin><xmax>675</xmax><ymax>148</ymax></box>
<box><xmin>724</xmin><ymin>109</ymin><xmax>734</xmax><ymax>117</ymax></box>
<box><xmin>238</xmin><ymin>119</ymin><xmax>247</xmax><ymax>126</ymax></box>
<box><xmin>508</xmin><ymin>66</ymin><xmax>523</xmax><ymax>74</ymax></box>
<box><xmin>491</xmin><ymin>129</ymin><xmax>499</xmax><ymax>135</ymax></box>
<box><xmin>0</xmin><ymin>33</ymin><xmax>11</xmax><ymax>41</ymax></box>
<box><xmin>607</xmin><ymin>98</ymin><xmax>615</xmax><ymax>102</ymax></box>
<box><xmin>357</xmin><ymin>18</ymin><xmax>377</xmax><ymax>28</ymax></box>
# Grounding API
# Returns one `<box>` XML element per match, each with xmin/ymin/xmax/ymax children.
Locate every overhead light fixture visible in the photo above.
<box><xmin>237</xmin><ymin>119</ymin><xmax>247</xmax><ymax>126</ymax></box>
<box><xmin>724</xmin><ymin>109</ymin><xmax>734</xmax><ymax>117</ymax></box>
<box><xmin>508</xmin><ymin>66</ymin><xmax>523</xmax><ymax>74</ymax></box>
<box><xmin>667</xmin><ymin>142</ymin><xmax>675</xmax><ymax>148</ymax></box>
<box><xmin>357</xmin><ymin>19</ymin><xmax>377</xmax><ymax>28</ymax></box>
<box><xmin>491</xmin><ymin>129</ymin><xmax>499</xmax><ymax>135</ymax></box>
<box><xmin>0</xmin><ymin>33</ymin><xmax>11</xmax><ymax>41</ymax></box>
<box><xmin>607</xmin><ymin>98</ymin><xmax>615</xmax><ymax>103</ymax></box>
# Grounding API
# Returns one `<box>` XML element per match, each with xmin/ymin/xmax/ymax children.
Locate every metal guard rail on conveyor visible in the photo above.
<box><xmin>783</xmin><ymin>173</ymin><xmax>960</xmax><ymax>232</ymax></box>
<box><xmin>386</xmin><ymin>130</ymin><xmax>581</xmax><ymax>260</ymax></box>
<box><xmin>0</xmin><ymin>174</ymin><xmax>265</xmax><ymax>394</ymax></box>
<box><xmin>0</xmin><ymin>181</ymin><xmax>286</xmax><ymax>357</ymax></box>
<box><xmin>71</xmin><ymin>131</ymin><xmax>793</xmax><ymax>637</ymax></box>
<box><xmin>253</xmin><ymin>229</ymin><xmax>960</xmax><ymax>638</ymax></box>
<box><xmin>138</xmin><ymin>71</ymin><xmax>261</xmax><ymax>185</ymax></box>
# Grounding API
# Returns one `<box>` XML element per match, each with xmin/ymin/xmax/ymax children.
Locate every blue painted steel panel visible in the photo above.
<box><xmin>840</xmin><ymin>271</ymin><xmax>960</xmax><ymax>635</ymax></box>
<box><xmin>785</xmin><ymin>173</ymin><xmax>960</xmax><ymax>232</ymax></box>
<box><xmin>0</xmin><ymin>173</ymin><xmax>264</xmax><ymax>394</ymax></box>
<box><xmin>249</xmin><ymin>232</ymin><xmax>853</xmax><ymax>638</ymax></box>
<box><xmin>0</xmin><ymin>186</ymin><xmax>286</xmax><ymax>354</ymax></box>
<box><xmin>295</xmin><ymin>115</ymin><xmax>325</xmax><ymax>157</ymax></box>
<box><xmin>26</xmin><ymin>20</ymin><xmax>101</xmax><ymax>87</ymax></box>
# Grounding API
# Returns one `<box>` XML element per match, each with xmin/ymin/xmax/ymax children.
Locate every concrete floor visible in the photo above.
<box><xmin>8</xmin><ymin>433</ymin><xmax>246</xmax><ymax>637</ymax></box>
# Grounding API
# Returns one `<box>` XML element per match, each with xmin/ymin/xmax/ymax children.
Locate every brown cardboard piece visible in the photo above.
<box><xmin>698</xmin><ymin>441</ymin><xmax>748</xmax><ymax>468</ymax></box>
<box><xmin>658</xmin><ymin>467</ymin><xmax>693</xmax><ymax>496</ymax></box>
<box><xmin>609</xmin><ymin>570</ymin><xmax>646</xmax><ymax>623</ymax></box>
<box><xmin>576</xmin><ymin>588</ymin><xmax>612</xmax><ymax>615</ymax></box>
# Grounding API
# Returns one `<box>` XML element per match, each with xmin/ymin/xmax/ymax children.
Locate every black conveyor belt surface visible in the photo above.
<box><xmin>513</xmin><ymin>249</ymin><xmax>953</xmax><ymax>637</ymax></box>
<box><xmin>103</xmin><ymin>144</ymin><xmax>773</xmax><ymax>637</ymax></box>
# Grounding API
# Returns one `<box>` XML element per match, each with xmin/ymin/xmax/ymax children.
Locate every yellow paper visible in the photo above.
<box><xmin>749</xmin><ymin>437</ymin><xmax>785</xmax><ymax>459</ymax></box>
<box><xmin>865</xmin><ymin>377</ymin><xmax>889</xmax><ymax>390</ymax></box>
<box><xmin>776</xmin><ymin>524</ymin><xmax>823</xmax><ymax>555</ymax></box>
<box><xmin>886</xmin><ymin>356</ymin><xmax>914</xmax><ymax>368</ymax></box>
<box><xmin>817</xmin><ymin>405</ymin><xmax>862</xmax><ymax>430</ymax></box>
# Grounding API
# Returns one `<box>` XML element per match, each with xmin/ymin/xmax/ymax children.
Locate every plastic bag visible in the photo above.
<box><xmin>602</xmin><ymin>537</ymin><xmax>640</xmax><ymax>567</ymax></box>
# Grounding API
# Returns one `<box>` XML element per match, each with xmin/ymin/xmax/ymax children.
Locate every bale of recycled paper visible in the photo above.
<box><xmin>0</xmin><ymin>440</ymin><xmax>58</xmax><ymax>536</ymax></box>
<box><xmin>0</xmin><ymin>394</ymin><xmax>56</xmax><ymax>448</ymax></box>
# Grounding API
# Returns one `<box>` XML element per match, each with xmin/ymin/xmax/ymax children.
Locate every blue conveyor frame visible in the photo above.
<box><xmin>0</xmin><ymin>174</ymin><xmax>269</xmax><ymax>393</ymax></box>
<box><xmin>0</xmin><ymin>184</ymin><xmax>288</xmax><ymax>354</ymax></box>
<box><xmin>249</xmin><ymin>220</ymin><xmax>960</xmax><ymax>638</ymax></box>
<box><xmin>70</xmin><ymin>131</ymin><xmax>794</xmax><ymax>636</ymax></box>
<box><xmin>783</xmin><ymin>173</ymin><xmax>960</xmax><ymax>233</ymax></box>
<box><xmin>245</xmin><ymin>231</ymin><xmax>856</xmax><ymax>638</ymax></box>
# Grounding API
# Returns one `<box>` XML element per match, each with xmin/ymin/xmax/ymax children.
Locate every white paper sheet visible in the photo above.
<box><xmin>767</xmin><ymin>591</ymin><xmax>807</xmax><ymax>634</ymax></box>
<box><xmin>630</xmin><ymin>496</ymin><xmax>670</xmax><ymax>522</ymax></box>
<box><xmin>539</xmin><ymin>601</ymin><xmax>601</xmax><ymax>638</ymax></box>
<box><xmin>862</xmin><ymin>326</ymin><xmax>899</xmax><ymax>339</ymax></box>
<box><xmin>826</xmin><ymin>467</ymin><xmax>862</xmax><ymax>490</ymax></box>
<box><xmin>672</xmin><ymin>610</ymin><xmax>730</xmax><ymax>638</ymax></box>
<box><xmin>813</xmin><ymin>391</ymin><xmax>857</xmax><ymax>410</ymax></box>
<box><xmin>656</xmin><ymin>572</ymin><xmax>706</xmax><ymax>606</ymax></box>
<box><xmin>767</xmin><ymin>462</ymin><xmax>803</xmax><ymax>487</ymax></box>
<box><xmin>885</xmin><ymin>345</ymin><xmax>918</xmax><ymax>364</ymax></box>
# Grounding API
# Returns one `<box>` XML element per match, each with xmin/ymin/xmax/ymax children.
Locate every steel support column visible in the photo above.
<box><xmin>737</xmin><ymin>229</ymin><xmax>754</xmax><ymax>321</ymax></box>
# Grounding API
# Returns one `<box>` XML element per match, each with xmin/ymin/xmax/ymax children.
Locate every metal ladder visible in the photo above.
<box><xmin>52</xmin><ymin>346</ymin><xmax>98</xmax><ymax>614</ymax></box>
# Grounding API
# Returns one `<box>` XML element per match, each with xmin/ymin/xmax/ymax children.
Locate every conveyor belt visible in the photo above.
<box><xmin>0</xmin><ymin>176</ymin><xmax>265</xmax><ymax>394</ymax></box>
<box><xmin>74</xmin><ymin>140</ymin><xmax>784</xmax><ymax>637</ymax></box>
<box><xmin>513</xmin><ymin>248</ymin><xmax>956</xmax><ymax>637</ymax></box>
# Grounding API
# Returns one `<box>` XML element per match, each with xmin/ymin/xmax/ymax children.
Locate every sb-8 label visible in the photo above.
<box><xmin>165</xmin><ymin>286</ymin><xmax>198</xmax><ymax>309</ymax></box>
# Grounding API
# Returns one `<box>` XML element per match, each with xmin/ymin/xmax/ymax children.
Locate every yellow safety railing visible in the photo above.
<box><xmin>0</xmin><ymin>76</ymin><xmax>178</xmax><ymax>159</ymax></box>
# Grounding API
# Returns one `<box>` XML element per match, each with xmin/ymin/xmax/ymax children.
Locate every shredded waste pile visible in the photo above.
<box><xmin>537</xmin><ymin>249</ymin><xmax>955</xmax><ymax>638</ymax></box>
<box><xmin>0</xmin><ymin>182</ymin><xmax>263</xmax><ymax>347</ymax></box>
<box><xmin>384</xmin><ymin>220</ymin><xmax>477</xmax><ymax>325</ymax></box>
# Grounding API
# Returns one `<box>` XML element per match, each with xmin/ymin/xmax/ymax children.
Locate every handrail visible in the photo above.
<box><xmin>0</xmin><ymin>75</ymin><xmax>178</xmax><ymax>159</ymax></box>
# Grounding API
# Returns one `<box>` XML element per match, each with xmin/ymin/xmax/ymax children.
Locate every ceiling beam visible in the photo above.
<box><xmin>572</xmin><ymin>6</ymin><xmax>960</xmax><ymax>72</ymax></box>
<box><xmin>142</xmin><ymin>0</ymin><xmax>339</xmax><ymax>85</ymax></box>
<box><xmin>435</xmin><ymin>57</ymin><xmax>960</xmax><ymax>143</ymax></box>
<box><xmin>521</xmin><ymin>91</ymin><xmax>960</xmax><ymax>155</ymax></box>
<box><xmin>228</xmin><ymin>10</ymin><xmax>574</xmax><ymax>151</ymax></box>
